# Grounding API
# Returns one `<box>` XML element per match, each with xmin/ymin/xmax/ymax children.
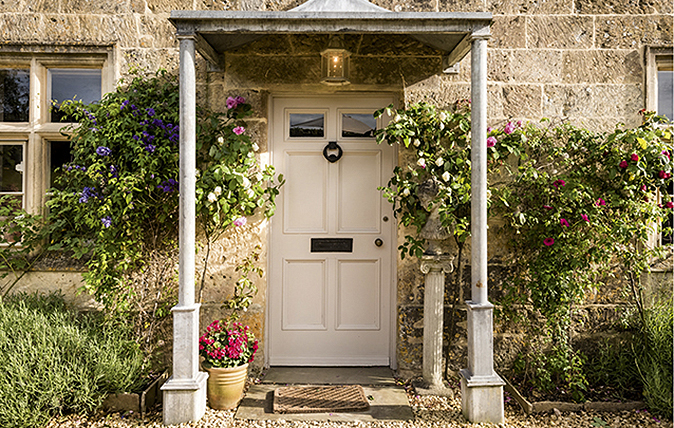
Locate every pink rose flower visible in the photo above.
<box><xmin>504</xmin><ymin>122</ymin><xmax>515</xmax><ymax>135</ymax></box>
<box><xmin>619</xmin><ymin>160</ymin><xmax>628</xmax><ymax>168</ymax></box>
<box><xmin>233</xmin><ymin>126</ymin><xmax>245</xmax><ymax>135</ymax></box>
<box><xmin>596</xmin><ymin>198</ymin><xmax>606</xmax><ymax>206</ymax></box>
<box><xmin>543</xmin><ymin>238</ymin><xmax>555</xmax><ymax>246</ymax></box>
<box><xmin>666</xmin><ymin>201</ymin><xmax>674</xmax><ymax>209</ymax></box>
<box><xmin>233</xmin><ymin>217</ymin><xmax>247</xmax><ymax>227</ymax></box>
<box><xmin>630</xmin><ymin>153</ymin><xmax>639</xmax><ymax>162</ymax></box>
<box><xmin>581</xmin><ymin>214</ymin><xmax>589</xmax><ymax>222</ymax></box>
<box><xmin>487</xmin><ymin>136</ymin><xmax>497</xmax><ymax>148</ymax></box>
<box><xmin>553</xmin><ymin>179</ymin><xmax>566</xmax><ymax>189</ymax></box>
<box><xmin>560</xmin><ymin>218</ymin><xmax>569</xmax><ymax>227</ymax></box>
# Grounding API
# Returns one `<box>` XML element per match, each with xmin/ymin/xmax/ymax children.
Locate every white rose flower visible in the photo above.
<box><xmin>442</xmin><ymin>171</ymin><xmax>450</xmax><ymax>182</ymax></box>
<box><xmin>252</xmin><ymin>143</ymin><xmax>259</xmax><ymax>152</ymax></box>
<box><xmin>439</xmin><ymin>122</ymin><xmax>445</xmax><ymax>131</ymax></box>
<box><xmin>214</xmin><ymin>186</ymin><xmax>222</xmax><ymax>196</ymax></box>
<box><xmin>255</xmin><ymin>172</ymin><xmax>264</xmax><ymax>182</ymax></box>
<box><xmin>242</xmin><ymin>177</ymin><xmax>251</xmax><ymax>188</ymax></box>
<box><xmin>217</xmin><ymin>136</ymin><xmax>224</xmax><ymax>144</ymax></box>
<box><xmin>394</xmin><ymin>114</ymin><xmax>401</xmax><ymax>122</ymax></box>
<box><xmin>413</xmin><ymin>139</ymin><xmax>421</xmax><ymax>147</ymax></box>
<box><xmin>435</xmin><ymin>157</ymin><xmax>444</xmax><ymax>167</ymax></box>
<box><xmin>402</xmin><ymin>188</ymin><xmax>410</xmax><ymax>197</ymax></box>
<box><xmin>417</xmin><ymin>158</ymin><xmax>426</xmax><ymax>168</ymax></box>
<box><xmin>439</xmin><ymin>112</ymin><xmax>447</xmax><ymax>122</ymax></box>
<box><xmin>247</xmin><ymin>152</ymin><xmax>254</xmax><ymax>158</ymax></box>
<box><xmin>246</xmin><ymin>188</ymin><xmax>255</xmax><ymax>198</ymax></box>
<box><xmin>207</xmin><ymin>192</ymin><xmax>217</xmax><ymax>203</ymax></box>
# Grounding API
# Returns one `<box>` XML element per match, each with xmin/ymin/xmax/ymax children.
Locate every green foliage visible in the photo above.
<box><xmin>221</xmin><ymin>245</ymin><xmax>263</xmax><ymax>323</ymax></box>
<box><xmin>632</xmin><ymin>302</ymin><xmax>673</xmax><ymax>417</ymax></box>
<box><xmin>0</xmin><ymin>293</ymin><xmax>144</xmax><ymax>428</ymax></box>
<box><xmin>48</xmin><ymin>70</ymin><xmax>181</xmax><ymax>312</ymax></box>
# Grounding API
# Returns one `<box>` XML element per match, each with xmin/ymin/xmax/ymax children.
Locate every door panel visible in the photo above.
<box><xmin>270</xmin><ymin>95</ymin><xmax>395</xmax><ymax>366</ymax></box>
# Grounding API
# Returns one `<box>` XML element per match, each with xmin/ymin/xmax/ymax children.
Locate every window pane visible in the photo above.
<box><xmin>0</xmin><ymin>145</ymin><xmax>23</xmax><ymax>192</ymax></box>
<box><xmin>658</xmin><ymin>70</ymin><xmax>673</xmax><ymax>121</ymax></box>
<box><xmin>290</xmin><ymin>113</ymin><xmax>324</xmax><ymax>137</ymax></box>
<box><xmin>50</xmin><ymin>140</ymin><xmax>72</xmax><ymax>187</ymax></box>
<box><xmin>0</xmin><ymin>69</ymin><xmax>29</xmax><ymax>122</ymax></box>
<box><xmin>50</xmin><ymin>68</ymin><xmax>101</xmax><ymax>122</ymax></box>
<box><xmin>342</xmin><ymin>113</ymin><xmax>376</xmax><ymax>138</ymax></box>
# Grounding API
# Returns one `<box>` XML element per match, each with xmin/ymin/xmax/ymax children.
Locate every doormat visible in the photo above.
<box><xmin>273</xmin><ymin>385</ymin><xmax>370</xmax><ymax>414</ymax></box>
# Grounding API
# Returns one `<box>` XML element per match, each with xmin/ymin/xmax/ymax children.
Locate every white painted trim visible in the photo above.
<box><xmin>269</xmin><ymin>356</ymin><xmax>390</xmax><ymax>366</ymax></box>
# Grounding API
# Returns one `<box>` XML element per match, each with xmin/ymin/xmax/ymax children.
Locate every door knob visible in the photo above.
<box><xmin>374</xmin><ymin>238</ymin><xmax>383</xmax><ymax>247</ymax></box>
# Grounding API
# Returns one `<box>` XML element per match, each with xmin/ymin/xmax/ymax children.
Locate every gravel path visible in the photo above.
<box><xmin>47</xmin><ymin>388</ymin><xmax>672</xmax><ymax>428</ymax></box>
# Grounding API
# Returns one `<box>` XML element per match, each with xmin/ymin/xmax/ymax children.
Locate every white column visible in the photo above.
<box><xmin>161</xmin><ymin>35</ymin><xmax>208</xmax><ymax>426</ymax></box>
<box><xmin>459</xmin><ymin>33</ymin><xmax>505</xmax><ymax>425</ymax></box>
<box><xmin>421</xmin><ymin>256</ymin><xmax>453</xmax><ymax>389</ymax></box>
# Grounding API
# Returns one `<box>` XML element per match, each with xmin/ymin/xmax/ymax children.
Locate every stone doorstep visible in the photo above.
<box><xmin>259</xmin><ymin>366</ymin><xmax>398</xmax><ymax>386</ymax></box>
<box><xmin>503</xmin><ymin>376</ymin><xmax>647</xmax><ymax>415</ymax></box>
<box><xmin>235</xmin><ymin>384</ymin><xmax>414</xmax><ymax>422</ymax></box>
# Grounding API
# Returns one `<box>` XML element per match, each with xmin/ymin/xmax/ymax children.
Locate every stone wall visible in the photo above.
<box><xmin>1</xmin><ymin>0</ymin><xmax>671</xmax><ymax>374</ymax></box>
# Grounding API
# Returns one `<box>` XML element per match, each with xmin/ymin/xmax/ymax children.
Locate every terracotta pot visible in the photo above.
<box><xmin>204</xmin><ymin>363</ymin><xmax>249</xmax><ymax>410</ymax></box>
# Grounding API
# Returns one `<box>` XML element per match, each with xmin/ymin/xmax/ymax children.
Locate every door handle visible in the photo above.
<box><xmin>374</xmin><ymin>238</ymin><xmax>383</xmax><ymax>247</ymax></box>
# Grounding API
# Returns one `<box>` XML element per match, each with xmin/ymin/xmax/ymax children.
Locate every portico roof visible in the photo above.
<box><xmin>170</xmin><ymin>0</ymin><xmax>491</xmax><ymax>72</ymax></box>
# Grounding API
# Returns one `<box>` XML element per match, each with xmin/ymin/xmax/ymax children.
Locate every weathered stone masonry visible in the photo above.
<box><xmin>1</xmin><ymin>0</ymin><xmax>671</xmax><ymax>373</ymax></box>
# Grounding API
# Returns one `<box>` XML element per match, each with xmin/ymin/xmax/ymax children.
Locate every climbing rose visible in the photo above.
<box><xmin>581</xmin><ymin>214</ymin><xmax>589</xmax><ymax>222</ymax></box>
<box><xmin>560</xmin><ymin>218</ymin><xmax>569</xmax><ymax>227</ymax></box>
<box><xmin>233</xmin><ymin>126</ymin><xmax>245</xmax><ymax>135</ymax></box>
<box><xmin>630</xmin><ymin>153</ymin><xmax>639</xmax><ymax>162</ymax></box>
<box><xmin>435</xmin><ymin>157</ymin><xmax>444</xmax><ymax>167</ymax></box>
<box><xmin>666</xmin><ymin>201</ymin><xmax>674</xmax><ymax>209</ymax></box>
<box><xmin>619</xmin><ymin>160</ymin><xmax>628</xmax><ymax>168</ymax></box>
<box><xmin>504</xmin><ymin>122</ymin><xmax>515</xmax><ymax>135</ymax></box>
<box><xmin>553</xmin><ymin>179</ymin><xmax>565</xmax><ymax>189</ymax></box>
<box><xmin>596</xmin><ymin>198</ymin><xmax>606</xmax><ymax>206</ymax></box>
<box><xmin>543</xmin><ymin>205</ymin><xmax>553</xmax><ymax>210</ymax></box>
<box><xmin>442</xmin><ymin>171</ymin><xmax>450</xmax><ymax>182</ymax></box>
<box><xmin>487</xmin><ymin>136</ymin><xmax>497</xmax><ymax>147</ymax></box>
<box><xmin>659</xmin><ymin>170</ymin><xmax>672</xmax><ymax>179</ymax></box>
<box><xmin>543</xmin><ymin>238</ymin><xmax>555</xmax><ymax>246</ymax></box>
<box><xmin>233</xmin><ymin>217</ymin><xmax>247</xmax><ymax>227</ymax></box>
<box><xmin>417</xmin><ymin>158</ymin><xmax>426</xmax><ymax>168</ymax></box>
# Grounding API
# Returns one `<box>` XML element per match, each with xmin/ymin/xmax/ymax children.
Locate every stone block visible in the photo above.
<box><xmin>405</xmin><ymin>77</ymin><xmax>471</xmax><ymax>109</ymax></box>
<box><xmin>99</xmin><ymin>15</ymin><xmax>140</xmax><ymax>47</ymax></box>
<box><xmin>351</xmin><ymin>56</ymin><xmax>441</xmax><ymax>87</ymax></box>
<box><xmin>372</xmin><ymin>0</ymin><xmax>434</xmax><ymax>12</ymax></box>
<box><xmin>542</xmin><ymin>84</ymin><xmax>643</xmax><ymax>122</ymax></box>
<box><xmin>488</xmin><ymin>0</ymin><xmax>572</xmax><ymax>15</ymax></box>
<box><xmin>596</xmin><ymin>15</ymin><xmax>673</xmax><ymax>49</ymax></box>
<box><xmin>501</xmin><ymin>84</ymin><xmax>543</xmax><ymax>119</ymax></box>
<box><xmin>139</xmin><ymin>14</ymin><xmax>178</xmax><ymax>49</ymax></box>
<box><xmin>263</xmin><ymin>0</ymin><xmax>302</xmax><ymax>11</ymax></box>
<box><xmin>26</xmin><ymin>0</ymin><xmax>58</xmax><ymax>13</ymax></box>
<box><xmin>510</xmin><ymin>50</ymin><xmax>562</xmax><ymax>84</ymax></box>
<box><xmin>357</xmin><ymin>34</ymin><xmax>441</xmax><ymax>57</ymax></box>
<box><xmin>439</xmin><ymin>0</ymin><xmax>487</xmax><ymax>12</ymax></box>
<box><xmin>62</xmin><ymin>0</ymin><xmax>131</xmax><ymax>14</ymax></box>
<box><xmin>562</xmin><ymin>50</ymin><xmax>642</xmax><ymax>85</ymax></box>
<box><xmin>147</xmin><ymin>0</ymin><xmax>197</xmax><ymax>13</ymax></box>
<box><xmin>120</xmin><ymin>48</ymin><xmax>181</xmax><ymax>77</ymax></box>
<box><xmin>0</xmin><ymin>13</ymin><xmax>43</xmax><ymax>43</ymax></box>
<box><xmin>0</xmin><ymin>0</ymin><xmax>26</xmax><ymax>13</ymax></box>
<box><xmin>489</xmin><ymin>16</ymin><xmax>526</xmax><ymax>49</ymax></box>
<box><xmin>225</xmin><ymin>55</ymin><xmax>320</xmax><ymax>87</ymax></box>
<box><xmin>526</xmin><ymin>16</ymin><xmax>594</xmax><ymax>49</ymax></box>
<box><xmin>41</xmin><ymin>15</ymin><xmax>82</xmax><ymax>44</ymax></box>
<box><xmin>210</xmin><ymin>87</ymin><xmax>268</xmax><ymax>118</ymax></box>
<box><xmin>575</xmin><ymin>0</ymin><xmax>672</xmax><ymax>15</ymax></box>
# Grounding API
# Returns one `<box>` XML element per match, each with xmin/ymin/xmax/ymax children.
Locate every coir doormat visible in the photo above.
<box><xmin>273</xmin><ymin>385</ymin><xmax>370</xmax><ymax>414</ymax></box>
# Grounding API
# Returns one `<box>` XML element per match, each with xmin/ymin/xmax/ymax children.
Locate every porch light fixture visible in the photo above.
<box><xmin>321</xmin><ymin>35</ymin><xmax>351</xmax><ymax>86</ymax></box>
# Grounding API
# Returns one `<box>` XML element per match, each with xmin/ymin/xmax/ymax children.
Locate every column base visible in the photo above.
<box><xmin>460</xmin><ymin>369</ymin><xmax>505</xmax><ymax>424</ymax></box>
<box><xmin>161</xmin><ymin>371</ymin><xmax>208</xmax><ymax>425</ymax></box>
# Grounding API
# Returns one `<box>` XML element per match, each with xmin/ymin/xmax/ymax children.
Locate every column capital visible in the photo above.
<box><xmin>176</xmin><ymin>33</ymin><xmax>198</xmax><ymax>41</ymax></box>
<box><xmin>470</xmin><ymin>28</ymin><xmax>491</xmax><ymax>41</ymax></box>
<box><xmin>420</xmin><ymin>254</ymin><xmax>454</xmax><ymax>274</ymax></box>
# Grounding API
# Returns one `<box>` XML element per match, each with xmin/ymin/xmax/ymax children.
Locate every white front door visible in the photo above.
<box><xmin>269</xmin><ymin>95</ymin><xmax>395</xmax><ymax>366</ymax></box>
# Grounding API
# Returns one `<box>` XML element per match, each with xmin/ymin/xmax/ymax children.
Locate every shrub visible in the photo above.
<box><xmin>0</xmin><ymin>293</ymin><xmax>144</xmax><ymax>428</ymax></box>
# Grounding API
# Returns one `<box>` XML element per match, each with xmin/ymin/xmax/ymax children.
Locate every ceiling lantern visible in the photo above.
<box><xmin>321</xmin><ymin>35</ymin><xmax>351</xmax><ymax>86</ymax></box>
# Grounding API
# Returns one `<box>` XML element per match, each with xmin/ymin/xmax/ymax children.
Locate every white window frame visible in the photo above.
<box><xmin>0</xmin><ymin>46</ymin><xmax>115</xmax><ymax>216</ymax></box>
<box><xmin>645</xmin><ymin>46</ymin><xmax>673</xmax><ymax>248</ymax></box>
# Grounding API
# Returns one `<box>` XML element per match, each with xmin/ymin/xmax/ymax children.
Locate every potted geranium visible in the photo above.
<box><xmin>199</xmin><ymin>319</ymin><xmax>258</xmax><ymax>409</ymax></box>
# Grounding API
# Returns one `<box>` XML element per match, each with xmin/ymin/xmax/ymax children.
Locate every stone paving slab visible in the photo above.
<box><xmin>235</xmin><ymin>384</ymin><xmax>414</xmax><ymax>422</ymax></box>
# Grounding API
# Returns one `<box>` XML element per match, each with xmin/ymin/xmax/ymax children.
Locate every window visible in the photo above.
<box><xmin>0</xmin><ymin>46</ymin><xmax>113</xmax><ymax>215</ymax></box>
<box><xmin>645</xmin><ymin>47</ymin><xmax>674</xmax><ymax>246</ymax></box>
